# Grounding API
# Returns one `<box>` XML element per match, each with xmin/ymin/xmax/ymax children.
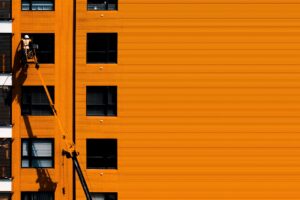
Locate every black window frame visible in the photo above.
<box><xmin>0</xmin><ymin>0</ymin><xmax>12</xmax><ymax>20</ymax></box>
<box><xmin>0</xmin><ymin>33</ymin><xmax>12</xmax><ymax>73</ymax></box>
<box><xmin>21</xmin><ymin>86</ymin><xmax>54</xmax><ymax>116</ymax></box>
<box><xmin>91</xmin><ymin>192</ymin><xmax>118</xmax><ymax>200</ymax></box>
<box><xmin>21</xmin><ymin>0</ymin><xmax>55</xmax><ymax>11</ymax></box>
<box><xmin>0</xmin><ymin>138</ymin><xmax>11</xmax><ymax>179</ymax></box>
<box><xmin>86</xmin><ymin>139</ymin><xmax>118</xmax><ymax>169</ymax></box>
<box><xmin>0</xmin><ymin>86</ymin><xmax>12</xmax><ymax>126</ymax></box>
<box><xmin>21</xmin><ymin>138</ymin><xmax>54</xmax><ymax>168</ymax></box>
<box><xmin>21</xmin><ymin>192</ymin><xmax>54</xmax><ymax>200</ymax></box>
<box><xmin>86</xmin><ymin>33</ymin><xmax>118</xmax><ymax>64</ymax></box>
<box><xmin>21</xmin><ymin>33</ymin><xmax>55</xmax><ymax>64</ymax></box>
<box><xmin>87</xmin><ymin>0</ymin><xmax>118</xmax><ymax>11</ymax></box>
<box><xmin>86</xmin><ymin>86</ymin><xmax>117</xmax><ymax>116</ymax></box>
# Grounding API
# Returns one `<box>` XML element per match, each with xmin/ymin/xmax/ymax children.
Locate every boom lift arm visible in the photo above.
<box><xmin>22</xmin><ymin>40</ymin><xmax>93</xmax><ymax>200</ymax></box>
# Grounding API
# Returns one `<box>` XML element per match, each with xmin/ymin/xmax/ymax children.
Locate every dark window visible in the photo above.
<box><xmin>0</xmin><ymin>87</ymin><xmax>11</xmax><ymax>126</ymax></box>
<box><xmin>87</xmin><ymin>33</ymin><xmax>117</xmax><ymax>63</ymax></box>
<box><xmin>0</xmin><ymin>34</ymin><xmax>12</xmax><ymax>73</ymax></box>
<box><xmin>21</xmin><ymin>192</ymin><xmax>54</xmax><ymax>200</ymax></box>
<box><xmin>21</xmin><ymin>33</ymin><xmax>54</xmax><ymax>63</ymax></box>
<box><xmin>87</xmin><ymin>139</ymin><xmax>117</xmax><ymax>169</ymax></box>
<box><xmin>87</xmin><ymin>0</ymin><xmax>117</xmax><ymax>11</ymax></box>
<box><xmin>0</xmin><ymin>193</ymin><xmax>11</xmax><ymax>200</ymax></box>
<box><xmin>91</xmin><ymin>193</ymin><xmax>117</xmax><ymax>200</ymax></box>
<box><xmin>0</xmin><ymin>0</ymin><xmax>11</xmax><ymax>19</ymax></box>
<box><xmin>86</xmin><ymin>86</ymin><xmax>117</xmax><ymax>116</ymax></box>
<box><xmin>21</xmin><ymin>139</ymin><xmax>54</xmax><ymax>168</ymax></box>
<box><xmin>21</xmin><ymin>86</ymin><xmax>54</xmax><ymax>116</ymax></box>
<box><xmin>21</xmin><ymin>0</ymin><xmax>54</xmax><ymax>11</ymax></box>
<box><xmin>0</xmin><ymin>139</ymin><xmax>11</xmax><ymax>179</ymax></box>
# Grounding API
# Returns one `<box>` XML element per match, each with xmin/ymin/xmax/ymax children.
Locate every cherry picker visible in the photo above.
<box><xmin>21</xmin><ymin>35</ymin><xmax>92</xmax><ymax>200</ymax></box>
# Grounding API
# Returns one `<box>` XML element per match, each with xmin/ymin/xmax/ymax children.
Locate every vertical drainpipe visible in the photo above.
<box><xmin>72</xmin><ymin>0</ymin><xmax>76</xmax><ymax>199</ymax></box>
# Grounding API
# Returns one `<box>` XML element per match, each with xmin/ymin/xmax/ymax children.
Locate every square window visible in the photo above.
<box><xmin>21</xmin><ymin>139</ymin><xmax>54</xmax><ymax>168</ymax></box>
<box><xmin>87</xmin><ymin>0</ymin><xmax>118</xmax><ymax>11</ymax></box>
<box><xmin>86</xmin><ymin>86</ymin><xmax>117</xmax><ymax>116</ymax></box>
<box><xmin>21</xmin><ymin>86</ymin><xmax>54</xmax><ymax>116</ymax></box>
<box><xmin>21</xmin><ymin>0</ymin><xmax>54</xmax><ymax>11</ymax></box>
<box><xmin>21</xmin><ymin>192</ymin><xmax>54</xmax><ymax>200</ymax></box>
<box><xmin>87</xmin><ymin>33</ymin><xmax>117</xmax><ymax>63</ymax></box>
<box><xmin>21</xmin><ymin>33</ymin><xmax>55</xmax><ymax>63</ymax></box>
<box><xmin>87</xmin><ymin>139</ymin><xmax>117</xmax><ymax>169</ymax></box>
<box><xmin>91</xmin><ymin>193</ymin><xmax>117</xmax><ymax>200</ymax></box>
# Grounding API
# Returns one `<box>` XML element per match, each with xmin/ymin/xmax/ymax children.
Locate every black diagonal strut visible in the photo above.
<box><xmin>72</xmin><ymin>152</ymin><xmax>92</xmax><ymax>200</ymax></box>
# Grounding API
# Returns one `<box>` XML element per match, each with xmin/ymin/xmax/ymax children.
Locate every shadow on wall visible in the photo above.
<box><xmin>14</xmin><ymin>38</ymin><xmax>58</xmax><ymax>192</ymax></box>
<box><xmin>23</xmin><ymin>116</ymin><xmax>57</xmax><ymax>192</ymax></box>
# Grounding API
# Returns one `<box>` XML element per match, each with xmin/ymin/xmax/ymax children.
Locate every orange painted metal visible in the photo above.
<box><xmin>11</xmin><ymin>0</ymin><xmax>300</xmax><ymax>199</ymax></box>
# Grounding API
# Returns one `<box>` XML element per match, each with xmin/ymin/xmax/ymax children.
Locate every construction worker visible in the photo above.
<box><xmin>21</xmin><ymin>35</ymin><xmax>32</xmax><ymax>59</ymax></box>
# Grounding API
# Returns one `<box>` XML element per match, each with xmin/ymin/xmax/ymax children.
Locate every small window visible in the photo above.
<box><xmin>87</xmin><ymin>139</ymin><xmax>117</xmax><ymax>169</ymax></box>
<box><xmin>87</xmin><ymin>0</ymin><xmax>118</xmax><ymax>11</ymax></box>
<box><xmin>87</xmin><ymin>33</ymin><xmax>117</xmax><ymax>63</ymax></box>
<box><xmin>21</xmin><ymin>86</ymin><xmax>54</xmax><ymax>116</ymax></box>
<box><xmin>21</xmin><ymin>192</ymin><xmax>54</xmax><ymax>200</ymax></box>
<box><xmin>21</xmin><ymin>139</ymin><xmax>54</xmax><ymax>168</ymax></box>
<box><xmin>91</xmin><ymin>193</ymin><xmax>117</xmax><ymax>200</ymax></box>
<box><xmin>21</xmin><ymin>33</ymin><xmax>54</xmax><ymax>63</ymax></box>
<box><xmin>86</xmin><ymin>86</ymin><xmax>117</xmax><ymax>116</ymax></box>
<box><xmin>21</xmin><ymin>0</ymin><xmax>54</xmax><ymax>11</ymax></box>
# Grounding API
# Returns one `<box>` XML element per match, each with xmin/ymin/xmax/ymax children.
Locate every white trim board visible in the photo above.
<box><xmin>0</xmin><ymin>22</ymin><xmax>12</xmax><ymax>33</ymax></box>
<box><xmin>0</xmin><ymin>127</ymin><xmax>12</xmax><ymax>138</ymax></box>
<box><xmin>0</xmin><ymin>180</ymin><xmax>12</xmax><ymax>191</ymax></box>
<box><xmin>0</xmin><ymin>75</ymin><xmax>12</xmax><ymax>86</ymax></box>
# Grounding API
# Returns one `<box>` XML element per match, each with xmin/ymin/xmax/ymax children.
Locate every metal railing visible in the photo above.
<box><xmin>0</xmin><ymin>139</ymin><xmax>11</xmax><ymax>179</ymax></box>
<box><xmin>0</xmin><ymin>0</ymin><xmax>11</xmax><ymax>20</ymax></box>
<box><xmin>0</xmin><ymin>34</ymin><xmax>11</xmax><ymax>74</ymax></box>
<box><xmin>0</xmin><ymin>87</ymin><xmax>11</xmax><ymax>127</ymax></box>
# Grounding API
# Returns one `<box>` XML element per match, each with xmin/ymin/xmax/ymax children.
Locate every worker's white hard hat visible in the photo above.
<box><xmin>24</xmin><ymin>35</ymin><xmax>29</xmax><ymax>39</ymax></box>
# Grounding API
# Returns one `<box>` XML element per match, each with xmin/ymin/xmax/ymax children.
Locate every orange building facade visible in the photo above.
<box><xmin>0</xmin><ymin>0</ymin><xmax>300</xmax><ymax>199</ymax></box>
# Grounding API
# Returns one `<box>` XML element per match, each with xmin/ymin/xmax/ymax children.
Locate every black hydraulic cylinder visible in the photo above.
<box><xmin>72</xmin><ymin>152</ymin><xmax>93</xmax><ymax>200</ymax></box>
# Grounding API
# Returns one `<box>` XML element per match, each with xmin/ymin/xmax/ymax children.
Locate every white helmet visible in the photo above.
<box><xmin>24</xmin><ymin>35</ymin><xmax>29</xmax><ymax>39</ymax></box>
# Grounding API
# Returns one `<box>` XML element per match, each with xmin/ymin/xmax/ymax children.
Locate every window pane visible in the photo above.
<box><xmin>87</xmin><ymin>0</ymin><xmax>118</xmax><ymax>10</ymax></box>
<box><xmin>87</xmin><ymin>105</ymin><xmax>106</xmax><ymax>116</ymax></box>
<box><xmin>22</xmin><ymin>141</ymin><xmax>29</xmax><ymax>156</ymax></box>
<box><xmin>21</xmin><ymin>86</ymin><xmax>54</xmax><ymax>116</ymax></box>
<box><xmin>21</xmin><ymin>139</ymin><xmax>54</xmax><ymax>168</ymax></box>
<box><xmin>86</xmin><ymin>86</ymin><xmax>117</xmax><ymax>116</ymax></box>
<box><xmin>87</xmin><ymin>33</ymin><xmax>117</xmax><ymax>63</ymax></box>
<box><xmin>31</xmin><ymin>141</ymin><xmax>52</xmax><ymax>157</ymax></box>
<box><xmin>32</xmin><ymin>0</ymin><xmax>54</xmax><ymax>11</ymax></box>
<box><xmin>91</xmin><ymin>193</ymin><xmax>117</xmax><ymax>200</ymax></box>
<box><xmin>91</xmin><ymin>194</ymin><xmax>105</xmax><ymax>200</ymax></box>
<box><xmin>21</xmin><ymin>192</ymin><xmax>54</xmax><ymax>200</ymax></box>
<box><xmin>87</xmin><ymin>139</ymin><xmax>117</xmax><ymax>169</ymax></box>
<box><xmin>32</xmin><ymin>159</ymin><xmax>53</xmax><ymax>168</ymax></box>
<box><xmin>21</xmin><ymin>0</ymin><xmax>54</xmax><ymax>11</ymax></box>
<box><xmin>21</xmin><ymin>159</ymin><xmax>29</xmax><ymax>167</ymax></box>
